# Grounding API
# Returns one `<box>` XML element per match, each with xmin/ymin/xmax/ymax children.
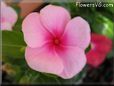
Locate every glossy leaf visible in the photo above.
<box><xmin>2</xmin><ymin>31</ymin><xmax>26</xmax><ymax>58</ymax></box>
<box><xmin>91</xmin><ymin>13</ymin><xmax>114</xmax><ymax>39</ymax></box>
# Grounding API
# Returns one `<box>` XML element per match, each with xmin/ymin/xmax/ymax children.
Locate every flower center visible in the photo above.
<box><xmin>53</xmin><ymin>38</ymin><xmax>60</xmax><ymax>46</ymax></box>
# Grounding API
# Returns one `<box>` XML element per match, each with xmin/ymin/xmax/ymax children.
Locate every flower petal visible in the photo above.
<box><xmin>22</xmin><ymin>12</ymin><xmax>51</xmax><ymax>48</ymax></box>
<box><xmin>94</xmin><ymin>43</ymin><xmax>112</xmax><ymax>54</ymax></box>
<box><xmin>86</xmin><ymin>50</ymin><xmax>106</xmax><ymax>68</ymax></box>
<box><xmin>56</xmin><ymin>46</ymin><xmax>86</xmax><ymax>79</ymax></box>
<box><xmin>1</xmin><ymin>6</ymin><xmax>17</xmax><ymax>25</ymax></box>
<box><xmin>1</xmin><ymin>1</ymin><xmax>7</xmax><ymax>7</ymax></box>
<box><xmin>1</xmin><ymin>22</ymin><xmax>12</xmax><ymax>30</ymax></box>
<box><xmin>40</xmin><ymin>5</ymin><xmax>71</xmax><ymax>35</ymax></box>
<box><xmin>62</xmin><ymin>17</ymin><xmax>91</xmax><ymax>49</ymax></box>
<box><xmin>91</xmin><ymin>33</ymin><xmax>112</xmax><ymax>54</ymax></box>
<box><xmin>25</xmin><ymin>46</ymin><xmax>64</xmax><ymax>75</ymax></box>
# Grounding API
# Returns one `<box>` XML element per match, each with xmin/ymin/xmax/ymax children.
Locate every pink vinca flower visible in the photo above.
<box><xmin>22</xmin><ymin>5</ymin><xmax>91</xmax><ymax>79</ymax></box>
<box><xmin>86</xmin><ymin>33</ymin><xmax>112</xmax><ymax>68</ymax></box>
<box><xmin>1</xmin><ymin>1</ymin><xmax>18</xmax><ymax>30</ymax></box>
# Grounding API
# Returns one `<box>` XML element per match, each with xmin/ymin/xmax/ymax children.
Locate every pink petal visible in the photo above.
<box><xmin>56</xmin><ymin>46</ymin><xmax>86</xmax><ymax>79</ymax></box>
<box><xmin>62</xmin><ymin>17</ymin><xmax>91</xmax><ymax>49</ymax></box>
<box><xmin>22</xmin><ymin>12</ymin><xmax>51</xmax><ymax>48</ymax></box>
<box><xmin>1</xmin><ymin>6</ymin><xmax>17</xmax><ymax>25</ymax></box>
<box><xmin>40</xmin><ymin>5</ymin><xmax>71</xmax><ymax>35</ymax></box>
<box><xmin>25</xmin><ymin>46</ymin><xmax>64</xmax><ymax>75</ymax></box>
<box><xmin>1</xmin><ymin>1</ymin><xmax>7</xmax><ymax>7</ymax></box>
<box><xmin>1</xmin><ymin>22</ymin><xmax>12</xmax><ymax>31</ymax></box>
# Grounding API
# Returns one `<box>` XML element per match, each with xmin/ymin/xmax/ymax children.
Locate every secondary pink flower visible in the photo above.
<box><xmin>22</xmin><ymin>5</ymin><xmax>91</xmax><ymax>79</ymax></box>
<box><xmin>1</xmin><ymin>1</ymin><xmax>18</xmax><ymax>30</ymax></box>
<box><xmin>86</xmin><ymin>33</ymin><xmax>112</xmax><ymax>68</ymax></box>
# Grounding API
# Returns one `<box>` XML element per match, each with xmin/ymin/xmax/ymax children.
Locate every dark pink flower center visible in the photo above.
<box><xmin>53</xmin><ymin>38</ymin><xmax>61</xmax><ymax>46</ymax></box>
<box><xmin>47</xmin><ymin>32</ymin><xmax>67</xmax><ymax>52</ymax></box>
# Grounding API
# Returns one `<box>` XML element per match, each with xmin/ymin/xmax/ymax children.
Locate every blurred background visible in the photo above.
<box><xmin>1</xmin><ymin>0</ymin><xmax>114</xmax><ymax>85</ymax></box>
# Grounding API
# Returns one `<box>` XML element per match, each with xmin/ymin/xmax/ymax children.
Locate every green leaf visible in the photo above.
<box><xmin>19</xmin><ymin>69</ymin><xmax>40</xmax><ymax>84</ymax></box>
<box><xmin>2</xmin><ymin>31</ymin><xmax>26</xmax><ymax>58</ymax></box>
<box><xmin>91</xmin><ymin>13</ymin><xmax>114</xmax><ymax>39</ymax></box>
<box><xmin>13</xmin><ymin>17</ymin><xmax>23</xmax><ymax>31</ymax></box>
<box><xmin>11</xmin><ymin>3</ymin><xmax>23</xmax><ymax>31</ymax></box>
<box><xmin>105</xmin><ymin>2</ymin><xmax>114</xmax><ymax>14</ymax></box>
<box><xmin>107</xmin><ymin>49</ymin><xmax>114</xmax><ymax>59</ymax></box>
<box><xmin>19</xmin><ymin>67</ymin><xmax>61</xmax><ymax>84</ymax></box>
